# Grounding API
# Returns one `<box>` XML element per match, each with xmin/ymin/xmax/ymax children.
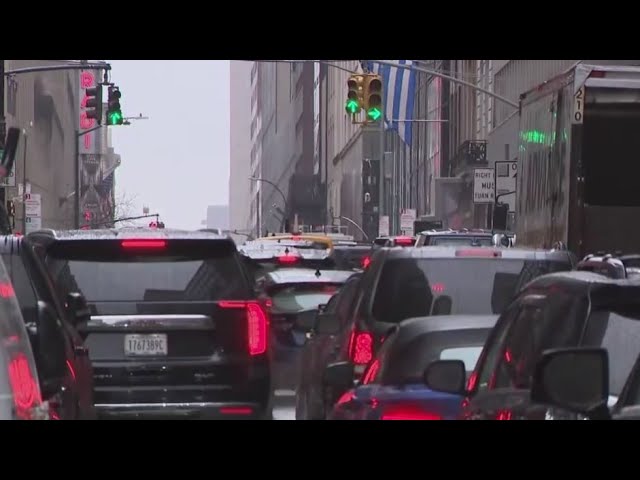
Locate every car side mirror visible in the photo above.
<box><xmin>66</xmin><ymin>292</ymin><xmax>91</xmax><ymax>326</ymax></box>
<box><xmin>317</xmin><ymin>303</ymin><xmax>327</xmax><ymax>313</ymax></box>
<box><xmin>530</xmin><ymin>347</ymin><xmax>609</xmax><ymax>417</ymax></box>
<box><xmin>423</xmin><ymin>360</ymin><xmax>466</xmax><ymax>395</ymax></box>
<box><xmin>315</xmin><ymin>312</ymin><xmax>340</xmax><ymax>335</ymax></box>
<box><xmin>324</xmin><ymin>361</ymin><xmax>355</xmax><ymax>391</ymax></box>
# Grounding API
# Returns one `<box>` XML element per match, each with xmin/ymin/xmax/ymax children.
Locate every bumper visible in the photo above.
<box><xmin>95</xmin><ymin>401</ymin><xmax>269</xmax><ymax>419</ymax></box>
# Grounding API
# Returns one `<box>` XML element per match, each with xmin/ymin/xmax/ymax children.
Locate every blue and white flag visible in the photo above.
<box><xmin>362</xmin><ymin>60</ymin><xmax>417</xmax><ymax>147</ymax></box>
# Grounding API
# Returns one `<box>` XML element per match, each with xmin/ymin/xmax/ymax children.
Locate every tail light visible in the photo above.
<box><xmin>394</xmin><ymin>236</ymin><xmax>414</xmax><ymax>246</ymax></box>
<box><xmin>380</xmin><ymin>403</ymin><xmax>442</xmax><ymax>420</ymax></box>
<box><xmin>220</xmin><ymin>406</ymin><xmax>253</xmax><ymax>415</ymax></box>
<box><xmin>496</xmin><ymin>409</ymin><xmax>512</xmax><ymax>420</ymax></box>
<box><xmin>121</xmin><ymin>239</ymin><xmax>167</xmax><ymax>249</ymax></box>
<box><xmin>361</xmin><ymin>359</ymin><xmax>380</xmax><ymax>385</ymax></box>
<box><xmin>336</xmin><ymin>390</ymin><xmax>356</xmax><ymax>406</ymax></box>
<box><xmin>348</xmin><ymin>330</ymin><xmax>373</xmax><ymax>365</ymax></box>
<box><xmin>277</xmin><ymin>254</ymin><xmax>300</xmax><ymax>265</ymax></box>
<box><xmin>8</xmin><ymin>353</ymin><xmax>41</xmax><ymax>420</ymax></box>
<box><xmin>362</xmin><ymin>256</ymin><xmax>371</xmax><ymax>268</ymax></box>
<box><xmin>455</xmin><ymin>248</ymin><xmax>501</xmax><ymax>258</ymax></box>
<box><xmin>218</xmin><ymin>301</ymin><xmax>269</xmax><ymax>356</ymax></box>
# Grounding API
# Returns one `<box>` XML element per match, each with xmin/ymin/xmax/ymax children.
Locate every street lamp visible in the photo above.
<box><xmin>249</xmin><ymin>176</ymin><xmax>289</xmax><ymax>233</ymax></box>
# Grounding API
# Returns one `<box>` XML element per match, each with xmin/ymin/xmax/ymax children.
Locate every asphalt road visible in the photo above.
<box><xmin>273</xmin><ymin>389</ymin><xmax>296</xmax><ymax>420</ymax></box>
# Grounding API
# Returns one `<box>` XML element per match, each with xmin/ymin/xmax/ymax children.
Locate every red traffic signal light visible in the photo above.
<box><xmin>84</xmin><ymin>86</ymin><xmax>103</xmax><ymax>124</ymax></box>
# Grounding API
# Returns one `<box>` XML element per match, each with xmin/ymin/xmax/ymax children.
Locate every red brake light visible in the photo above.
<box><xmin>496</xmin><ymin>409</ymin><xmax>513</xmax><ymax>420</ymax></box>
<box><xmin>336</xmin><ymin>390</ymin><xmax>356</xmax><ymax>406</ymax></box>
<box><xmin>348</xmin><ymin>330</ymin><xmax>373</xmax><ymax>365</ymax></box>
<box><xmin>431</xmin><ymin>283</ymin><xmax>445</xmax><ymax>294</ymax></box>
<box><xmin>218</xmin><ymin>301</ymin><xmax>268</xmax><ymax>356</ymax></box>
<box><xmin>362</xmin><ymin>256</ymin><xmax>371</xmax><ymax>268</ymax></box>
<box><xmin>0</xmin><ymin>282</ymin><xmax>15</xmax><ymax>298</ymax></box>
<box><xmin>277</xmin><ymin>254</ymin><xmax>300</xmax><ymax>265</ymax></box>
<box><xmin>362</xmin><ymin>359</ymin><xmax>380</xmax><ymax>385</ymax></box>
<box><xmin>381</xmin><ymin>403</ymin><xmax>442</xmax><ymax>420</ymax></box>
<box><xmin>466</xmin><ymin>370</ymin><xmax>478</xmax><ymax>391</ymax></box>
<box><xmin>220</xmin><ymin>407</ymin><xmax>253</xmax><ymax>415</ymax></box>
<box><xmin>121</xmin><ymin>240</ymin><xmax>167</xmax><ymax>249</ymax></box>
<box><xmin>394</xmin><ymin>236</ymin><xmax>414</xmax><ymax>246</ymax></box>
<box><xmin>455</xmin><ymin>248</ymin><xmax>501</xmax><ymax>258</ymax></box>
<box><xmin>8</xmin><ymin>353</ymin><xmax>40</xmax><ymax>419</ymax></box>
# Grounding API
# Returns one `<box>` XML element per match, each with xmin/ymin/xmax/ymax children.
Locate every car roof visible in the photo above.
<box><xmin>27</xmin><ymin>228</ymin><xmax>233</xmax><ymax>245</ymax></box>
<box><xmin>521</xmin><ymin>270</ymin><xmax>640</xmax><ymax>307</ymax></box>
<box><xmin>382</xmin><ymin>246</ymin><xmax>570</xmax><ymax>261</ymax></box>
<box><xmin>396</xmin><ymin>314</ymin><xmax>500</xmax><ymax>336</ymax></box>
<box><xmin>265</xmin><ymin>268</ymin><xmax>355</xmax><ymax>284</ymax></box>
<box><xmin>420</xmin><ymin>229</ymin><xmax>494</xmax><ymax>237</ymax></box>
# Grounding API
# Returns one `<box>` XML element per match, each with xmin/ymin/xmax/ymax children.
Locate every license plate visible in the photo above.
<box><xmin>124</xmin><ymin>334</ymin><xmax>168</xmax><ymax>356</ymax></box>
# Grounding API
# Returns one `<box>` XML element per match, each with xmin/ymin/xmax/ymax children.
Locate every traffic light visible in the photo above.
<box><xmin>149</xmin><ymin>221</ymin><xmax>165</xmax><ymax>229</ymax></box>
<box><xmin>346</xmin><ymin>75</ymin><xmax>365</xmax><ymax>115</ymax></box>
<box><xmin>85</xmin><ymin>85</ymin><xmax>103</xmax><ymax>124</ymax></box>
<box><xmin>106</xmin><ymin>86</ymin><xmax>124</xmax><ymax>126</ymax></box>
<box><xmin>363</xmin><ymin>74</ymin><xmax>383</xmax><ymax>122</ymax></box>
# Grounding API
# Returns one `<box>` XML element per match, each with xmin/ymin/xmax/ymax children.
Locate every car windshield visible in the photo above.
<box><xmin>372</xmin><ymin>257</ymin><xmax>570</xmax><ymax>324</ymax></box>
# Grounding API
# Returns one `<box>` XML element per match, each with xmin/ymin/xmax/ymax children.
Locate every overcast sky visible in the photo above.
<box><xmin>106</xmin><ymin>60</ymin><xmax>230</xmax><ymax>229</ymax></box>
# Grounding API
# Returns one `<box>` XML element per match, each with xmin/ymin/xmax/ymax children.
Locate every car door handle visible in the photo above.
<box><xmin>74</xmin><ymin>345</ymin><xmax>89</xmax><ymax>356</ymax></box>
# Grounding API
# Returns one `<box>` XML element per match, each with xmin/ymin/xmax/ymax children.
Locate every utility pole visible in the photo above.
<box><xmin>0</xmin><ymin>60</ymin><xmax>8</xmax><ymax>233</ymax></box>
<box><xmin>74</xmin><ymin>124</ymin><xmax>103</xmax><ymax>228</ymax></box>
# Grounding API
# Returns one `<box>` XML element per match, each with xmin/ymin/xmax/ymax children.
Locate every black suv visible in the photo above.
<box><xmin>0</xmin><ymin>234</ymin><xmax>95</xmax><ymax>419</ymax></box>
<box><xmin>345</xmin><ymin>246</ymin><xmax>575</xmax><ymax>378</ymax></box>
<box><xmin>28</xmin><ymin>228</ymin><xmax>272</xmax><ymax>419</ymax></box>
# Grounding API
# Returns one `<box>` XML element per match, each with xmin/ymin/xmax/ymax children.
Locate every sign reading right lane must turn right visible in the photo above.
<box><xmin>473</xmin><ymin>168</ymin><xmax>495</xmax><ymax>204</ymax></box>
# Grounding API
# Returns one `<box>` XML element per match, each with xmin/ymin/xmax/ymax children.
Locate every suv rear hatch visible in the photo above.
<box><xmin>43</xmin><ymin>237</ymin><xmax>268</xmax><ymax>404</ymax></box>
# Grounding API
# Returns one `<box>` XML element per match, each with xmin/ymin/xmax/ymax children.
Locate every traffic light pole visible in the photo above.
<box><xmin>378</xmin><ymin>87</ymin><xmax>385</xmax><ymax>234</ymax></box>
<box><xmin>74</xmin><ymin>124</ymin><xmax>104</xmax><ymax>229</ymax></box>
<box><xmin>249</xmin><ymin>176</ymin><xmax>289</xmax><ymax>232</ymax></box>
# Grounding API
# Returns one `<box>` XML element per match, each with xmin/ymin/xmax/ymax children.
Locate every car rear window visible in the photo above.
<box><xmin>44</xmin><ymin>239</ymin><xmax>251</xmax><ymax>304</ymax></box>
<box><xmin>372</xmin><ymin>257</ymin><xmax>570</xmax><ymax>324</ymax></box>
<box><xmin>380</xmin><ymin>329</ymin><xmax>491</xmax><ymax>385</ymax></box>
<box><xmin>270</xmin><ymin>285</ymin><xmax>342</xmax><ymax>314</ymax></box>
<box><xmin>429</xmin><ymin>236</ymin><xmax>494</xmax><ymax>247</ymax></box>
<box><xmin>331</xmin><ymin>248</ymin><xmax>370</xmax><ymax>270</ymax></box>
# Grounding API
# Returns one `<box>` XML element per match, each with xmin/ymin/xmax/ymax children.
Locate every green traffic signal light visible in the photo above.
<box><xmin>345</xmin><ymin>99</ymin><xmax>360</xmax><ymax>114</ymax></box>
<box><xmin>107</xmin><ymin>110</ymin><xmax>124</xmax><ymax>125</ymax></box>
<box><xmin>367</xmin><ymin>107</ymin><xmax>382</xmax><ymax>121</ymax></box>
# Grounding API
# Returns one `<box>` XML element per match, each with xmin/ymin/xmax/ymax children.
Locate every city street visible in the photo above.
<box><xmin>273</xmin><ymin>389</ymin><xmax>296</xmax><ymax>420</ymax></box>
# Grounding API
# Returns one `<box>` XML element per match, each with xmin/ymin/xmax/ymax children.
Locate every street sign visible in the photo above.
<box><xmin>400</xmin><ymin>209</ymin><xmax>416</xmax><ymax>236</ymax></box>
<box><xmin>24</xmin><ymin>193</ymin><xmax>42</xmax><ymax>234</ymax></box>
<box><xmin>473</xmin><ymin>168</ymin><xmax>495</xmax><ymax>204</ymax></box>
<box><xmin>494</xmin><ymin>161</ymin><xmax>517</xmax><ymax>212</ymax></box>
<box><xmin>378</xmin><ymin>215</ymin><xmax>389</xmax><ymax>237</ymax></box>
